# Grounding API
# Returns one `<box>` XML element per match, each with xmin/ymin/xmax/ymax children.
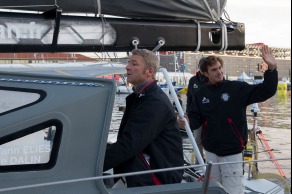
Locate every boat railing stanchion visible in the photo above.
<box><xmin>159</xmin><ymin>67</ymin><xmax>206</xmax><ymax>173</ymax></box>
<box><xmin>248</xmin><ymin>163</ymin><xmax>252</xmax><ymax>180</ymax></box>
<box><xmin>248</xmin><ymin>102</ymin><xmax>260</xmax><ymax>178</ymax></box>
<box><xmin>202</xmin><ymin>162</ymin><xmax>213</xmax><ymax>194</ymax></box>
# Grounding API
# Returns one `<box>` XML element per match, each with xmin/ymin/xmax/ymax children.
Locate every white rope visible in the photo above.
<box><xmin>195</xmin><ymin>21</ymin><xmax>201</xmax><ymax>52</ymax></box>
<box><xmin>219</xmin><ymin>22</ymin><xmax>228</xmax><ymax>51</ymax></box>
<box><xmin>224</xmin><ymin>23</ymin><xmax>228</xmax><ymax>50</ymax></box>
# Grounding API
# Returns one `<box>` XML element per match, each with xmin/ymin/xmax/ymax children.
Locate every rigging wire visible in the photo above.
<box><xmin>222</xmin><ymin>10</ymin><xmax>233</xmax><ymax>23</ymax></box>
<box><xmin>0</xmin><ymin>158</ymin><xmax>289</xmax><ymax>193</ymax></box>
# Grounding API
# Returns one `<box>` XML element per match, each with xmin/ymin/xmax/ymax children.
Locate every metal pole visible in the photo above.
<box><xmin>202</xmin><ymin>162</ymin><xmax>213</xmax><ymax>194</ymax></box>
<box><xmin>159</xmin><ymin>67</ymin><xmax>206</xmax><ymax>172</ymax></box>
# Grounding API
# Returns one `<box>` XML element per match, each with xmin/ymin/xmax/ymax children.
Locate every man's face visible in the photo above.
<box><xmin>203</xmin><ymin>61</ymin><xmax>224</xmax><ymax>85</ymax></box>
<box><xmin>126</xmin><ymin>54</ymin><xmax>152</xmax><ymax>87</ymax></box>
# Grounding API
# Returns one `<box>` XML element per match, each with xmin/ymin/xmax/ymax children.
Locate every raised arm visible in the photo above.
<box><xmin>246</xmin><ymin>45</ymin><xmax>278</xmax><ymax>105</ymax></box>
<box><xmin>261</xmin><ymin>45</ymin><xmax>277</xmax><ymax>71</ymax></box>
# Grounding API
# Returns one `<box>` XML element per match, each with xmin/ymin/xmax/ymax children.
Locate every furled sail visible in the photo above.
<box><xmin>0</xmin><ymin>0</ymin><xmax>226</xmax><ymax>21</ymax></box>
<box><xmin>0</xmin><ymin>0</ymin><xmax>245</xmax><ymax>53</ymax></box>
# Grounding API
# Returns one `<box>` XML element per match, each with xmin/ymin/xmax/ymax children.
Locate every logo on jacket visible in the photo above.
<box><xmin>221</xmin><ymin>93</ymin><xmax>231</xmax><ymax>102</ymax></box>
<box><xmin>193</xmin><ymin>84</ymin><xmax>199</xmax><ymax>89</ymax></box>
<box><xmin>139</xmin><ymin>94</ymin><xmax>145</xmax><ymax>98</ymax></box>
<box><xmin>202</xmin><ymin>97</ymin><xmax>210</xmax><ymax>104</ymax></box>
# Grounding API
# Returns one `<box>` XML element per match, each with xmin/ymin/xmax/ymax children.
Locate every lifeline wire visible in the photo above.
<box><xmin>0</xmin><ymin>158</ymin><xmax>290</xmax><ymax>193</ymax></box>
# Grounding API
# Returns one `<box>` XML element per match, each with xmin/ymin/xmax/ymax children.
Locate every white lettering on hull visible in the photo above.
<box><xmin>0</xmin><ymin>145</ymin><xmax>51</xmax><ymax>165</ymax></box>
<box><xmin>0</xmin><ymin>147</ymin><xmax>20</xmax><ymax>155</ymax></box>
<box><xmin>10</xmin><ymin>156</ymin><xmax>41</xmax><ymax>165</ymax></box>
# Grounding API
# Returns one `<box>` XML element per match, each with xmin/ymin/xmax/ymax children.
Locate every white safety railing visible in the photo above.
<box><xmin>159</xmin><ymin>67</ymin><xmax>206</xmax><ymax>172</ymax></box>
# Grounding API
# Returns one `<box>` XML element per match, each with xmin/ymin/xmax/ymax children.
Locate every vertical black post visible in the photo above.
<box><xmin>202</xmin><ymin>162</ymin><xmax>213</xmax><ymax>194</ymax></box>
<box><xmin>52</xmin><ymin>9</ymin><xmax>62</xmax><ymax>49</ymax></box>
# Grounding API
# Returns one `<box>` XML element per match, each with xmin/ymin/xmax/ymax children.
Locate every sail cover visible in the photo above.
<box><xmin>0</xmin><ymin>0</ymin><xmax>227</xmax><ymax>21</ymax></box>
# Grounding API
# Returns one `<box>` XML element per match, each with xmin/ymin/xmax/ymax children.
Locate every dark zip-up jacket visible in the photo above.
<box><xmin>189</xmin><ymin>70</ymin><xmax>278</xmax><ymax>156</ymax></box>
<box><xmin>186</xmin><ymin>72</ymin><xmax>208</xmax><ymax>113</ymax></box>
<box><xmin>104</xmin><ymin>81</ymin><xmax>184</xmax><ymax>187</ymax></box>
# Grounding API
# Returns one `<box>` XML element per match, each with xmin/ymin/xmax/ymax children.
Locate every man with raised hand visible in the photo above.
<box><xmin>187</xmin><ymin>45</ymin><xmax>278</xmax><ymax>193</ymax></box>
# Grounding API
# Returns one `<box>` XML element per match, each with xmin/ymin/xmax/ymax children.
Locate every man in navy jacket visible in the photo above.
<box><xmin>188</xmin><ymin>45</ymin><xmax>278</xmax><ymax>194</ymax></box>
<box><xmin>104</xmin><ymin>49</ymin><xmax>184</xmax><ymax>187</ymax></box>
<box><xmin>185</xmin><ymin>57</ymin><xmax>208</xmax><ymax>164</ymax></box>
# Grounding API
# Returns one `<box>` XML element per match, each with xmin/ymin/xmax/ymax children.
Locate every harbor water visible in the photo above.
<box><xmin>109</xmin><ymin>92</ymin><xmax>291</xmax><ymax>181</ymax></box>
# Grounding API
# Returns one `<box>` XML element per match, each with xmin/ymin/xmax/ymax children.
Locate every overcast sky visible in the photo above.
<box><xmin>225</xmin><ymin>0</ymin><xmax>291</xmax><ymax>48</ymax></box>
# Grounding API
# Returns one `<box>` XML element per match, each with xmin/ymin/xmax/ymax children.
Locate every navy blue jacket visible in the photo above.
<box><xmin>186</xmin><ymin>71</ymin><xmax>208</xmax><ymax>113</ymax></box>
<box><xmin>189</xmin><ymin>70</ymin><xmax>278</xmax><ymax>156</ymax></box>
<box><xmin>104</xmin><ymin>81</ymin><xmax>184</xmax><ymax>187</ymax></box>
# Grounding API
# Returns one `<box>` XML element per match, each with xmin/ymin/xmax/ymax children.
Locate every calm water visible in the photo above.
<box><xmin>247</xmin><ymin>95</ymin><xmax>291</xmax><ymax>130</ymax></box>
<box><xmin>111</xmin><ymin>93</ymin><xmax>291</xmax><ymax>130</ymax></box>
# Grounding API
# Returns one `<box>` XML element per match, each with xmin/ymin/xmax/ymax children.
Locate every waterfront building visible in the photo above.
<box><xmin>0</xmin><ymin>53</ymin><xmax>97</xmax><ymax>64</ymax></box>
<box><xmin>0</xmin><ymin>44</ymin><xmax>290</xmax><ymax>80</ymax></box>
<box><xmin>160</xmin><ymin>44</ymin><xmax>291</xmax><ymax>80</ymax></box>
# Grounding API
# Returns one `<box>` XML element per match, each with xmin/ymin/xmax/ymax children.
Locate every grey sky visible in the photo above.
<box><xmin>225</xmin><ymin>0</ymin><xmax>291</xmax><ymax>48</ymax></box>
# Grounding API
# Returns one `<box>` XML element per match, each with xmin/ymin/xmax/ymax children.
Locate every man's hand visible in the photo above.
<box><xmin>177</xmin><ymin>114</ymin><xmax>189</xmax><ymax>129</ymax></box>
<box><xmin>261</xmin><ymin>45</ymin><xmax>277</xmax><ymax>71</ymax></box>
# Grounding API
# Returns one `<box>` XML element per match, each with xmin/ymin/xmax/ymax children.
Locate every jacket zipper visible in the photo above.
<box><xmin>227</xmin><ymin>118</ymin><xmax>245</xmax><ymax>149</ymax></box>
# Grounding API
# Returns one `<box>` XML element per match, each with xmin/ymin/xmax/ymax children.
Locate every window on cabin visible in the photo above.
<box><xmin>0</xmin><ymin>127</ymin><xmax>56</xmax><ymax>166</ymax></box>
<box><xmin>0</xmin><ymin>88</ymin><xmax>44</xmax><ymax>115</ymax></box>
<box><xmin>0</xmin><ymin>121</ymin><xmax>62</xmax><ymax>172</ymax></box>
<box><xmin>0</xmin><ymin>90</ymin><xmax>40</xmax><ymax>113</ymax></box>
<box><xmin>0</xmin><ymin>88</ymin><xmax>61</xmax><ymax>172</ymax></box>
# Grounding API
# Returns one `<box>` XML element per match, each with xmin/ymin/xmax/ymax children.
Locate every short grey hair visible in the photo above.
<box><xmin>131</xmin><ymin>49</ymin><xmax>160</xmax><ymax>78</ymax></box>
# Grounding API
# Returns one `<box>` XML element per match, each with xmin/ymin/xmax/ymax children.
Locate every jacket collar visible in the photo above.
<box><xmin>133</xmin><ymin>80</ymin><xmax>157</xmax><ymax>96</ymax></box>
<box><xmin>197</xmin><ymin>71</ymin><xmax>208</xmax><ymax>83</ymax></box>
<box><xmin>207</xmin><ymin>79</ymin><xmax>226</xmax><ymax>87</ymax></box>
